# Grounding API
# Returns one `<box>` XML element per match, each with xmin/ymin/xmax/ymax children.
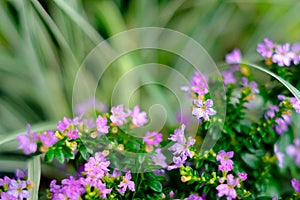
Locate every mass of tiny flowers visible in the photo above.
<box><xmin>3</xmin><ymin>38</ymin><xmax>300</xmax><ymax>199</ymax></box>
<box><xmin>0</xmin><ymin>169</ymin><xmax>33</xmax><ymax>200</ymax></box>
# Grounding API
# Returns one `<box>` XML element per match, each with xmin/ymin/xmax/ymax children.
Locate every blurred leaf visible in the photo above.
<box><xmin>147</xmin><ymin>179</ymin><xmax>162</xmax><ymax>193</ymax></box>
<box><xmin>241</xmin><ymin>153</ymin><xmax>259</xmax><ymax>169</ymax></box>
<box><xmin>27</xmin><ymin>155</ymin><xmax>41</xmax><ymax>200</ymax></box>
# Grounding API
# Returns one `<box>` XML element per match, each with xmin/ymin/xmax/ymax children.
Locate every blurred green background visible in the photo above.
<box><xmin>0</xmin><ymin>0</ymin><xmax>300</xmax><ymax>135</ymax></box>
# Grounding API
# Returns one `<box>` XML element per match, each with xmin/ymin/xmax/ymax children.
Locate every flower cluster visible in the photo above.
<box><xmin>16</xmin><ymin>124</ymin><xmax>58</xmax><ymax>154</ymax></box>
<box><xmin>257</xmin><ymin>38</ymin><xmax>300</xmax><ymax>66</ymax></box>
<box><xmin>168</xmin><ymin>124</ymin><xmax>195</xmax><ymax>170</ymax></box>
<box><xmin>11</xmin><ymin>39</ymin><xmax>300</xmax><ymax>199</ymax></box>
<box><xmin>48</xmin><ymin>152</ymin><xmax>134</xmax><ymax>199</ymax></box>
<box><xmin>0</xmin><ymin>169</ymin><xmax>33</xmax><ymax>200</ymax></box>
<box><xmin>215</xmin><ymin>150</ymin><xmax>247</xmax><ymax>200</ymax></box>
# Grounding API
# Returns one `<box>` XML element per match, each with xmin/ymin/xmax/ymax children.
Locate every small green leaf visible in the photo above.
<box><xmin>62</xmin><ymin>147</ymin><xmax>75</xmax><ymax>159</ymax></box>
<box><xmin>54</xmin><ymin>149</ymin><xmax>65</xmax><ymax>164</ymax></box>
<box><xmin>44</xmin><ymin>148</ymin><xmax>54</xmax><ymax>162</ymax></box>
<box><xmin>148</xmin><ymin>180</ymin><xmax>162</xmax><ymax>193</ymax></box>
<box><xmin>79</xmin><ymin>145</ymin><xmax>89</xmax><ymax>160</ymax></box>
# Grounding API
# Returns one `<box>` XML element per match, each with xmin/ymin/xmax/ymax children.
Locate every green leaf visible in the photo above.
<box><xmin>79</xmin><ymin>144</ymin><xmax>89</xmax><ymax>160</ymax></box>
<box><xmin>44</xmin><ymin>148</ymin><xmax>54</xmax><ymax>162</ymax></box>
<box><xmin>27</xmin><ymin>155</ymin><xmax>41</xmax><ymax>200</ymax></box>
<box><xmin>147</xmin><ymin>180</ymin><xmax>162</xmax><ymax>193</ymax></box>
<box><xmin>54</xmin><ymin>149</ymin><xmax>65</xmax><ymax>164</ymax></box>
<box><xmin>62</xmin><ymin>147</ymin><xmax>75</xmax><ymax>159</ymax></box>
<box><xmin>241</xmin><ymin>153</ymin><xmax>259</xmax><ymax>169</ymax></box>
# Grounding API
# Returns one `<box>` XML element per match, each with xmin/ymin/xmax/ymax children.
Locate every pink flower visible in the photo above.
<box><xmin>40</xmin><ymin>130</ymin><xmax>58</xmax><ymax>147</ymax></box>
<box><xmin>238</xmin><ymin>172</ymin><xmax>247</xmax><ymax>181</ymax></box>
<box><xmin>217</xmin><ymin>150</ymin><xmax>234</xmax><ymax>172</ymax></box>
<box><xmin>257</xmin><ymin>38</ymin><xmax>275</xmax><ymax>58</ymax></box>
<box><xmin>7</xmin><ymin>180</ymin><xmax>30</xmax><ymax>199</ymax></box>
<box><xmin>184</xmin><ymin>194</ymin><xmax>203</xmax><ymax>200</ymax></box>
<box><xmin>216</xmin><ymin>174</ymin><xmax>238</xmax><ymax>200</ymax></box>
<box><xmin>130</xmin><ymin>105</ymin><xmax>148</xmax><ymax>127</ymax></box>
<box><xmin>66</xmin><ymin>128</ymin><xmax>79</xmax><ymax>140</ymax></box>
<box><xmin>181</xmin><ymin>71</ymin><xmax>209</xmax><ymax>96</ymax></box>
<box><xmin>143</xmin><ymin>132</ymin><xmax>163</xmax><ymax>146</ymax></box>
<box><xmin>291</xmin><ymin>178</ymin><xmax>300</xmax><ymax>193</ymax></box>
<box><xmin>290</xmin><ymin>97</ymin><xmax>300</xmax><ymax>114</ymax></box>
<box><xmin>274</xmin><ymin>144</ymin><xmax>284</xmax><ymax>168</ymax></box>
<box><xmin>168</xmin><ymin>124</ymin><xmax>195</xmax><ymax>158</ymax></box>
<box><xmin>222</xmin><ymin>70</ymin><xmax>236</xmax><ymax>85</ymax></box>
<box><xmin>272</xmin><ymin>43</ymin><xmax>293</xmax><ymax>66</ymax></box>
<box><xmin>216</xmin><ymin>150</ymin><xmax>234</xmax><ymax>166</ymax></box>
<box><xmin>16</xmin><ymin>124</ymin><xmax>39</xmax><ymax>155</ymax></box>
<box><xmin>192</xmin><ymin>99</ymin><xmax>216</xmax><ymax>121</ymax></box>
<box><xmin>241</xmin><ymin>77</ymin><xmax>259</xmax><ymax>94</ymax></box>
<box><xmin>96</xmin><ymin>116</ymin><xmax>109</xmax><ymax>135</ymax></box>
<box><xmin>117</xmin><ymin>171</ymin><xmax>135</xmax><ymax>194</ymax></box>
<box><xmin>286</xmin><ymin>138</ymin><xmax>300</xmax><ymax>165</ymax></box>
<box><xmin>226</xmin><ymin>49</ymin><xmax>242</xmax><ymax>64</ymax></box>
<box><xmin>110</xmin><ymin>104</ymin><xmax>128</xmax><ymax>126</ymax></box>
<box><xmin>57</xmin><ymin>117</ymin><xmax>79</xmax><ymax>132</ymax></box>
<box><xmin>291</xmin><ymin>43</ymin><xmax>300</xmax><ymax>65</ymax></box>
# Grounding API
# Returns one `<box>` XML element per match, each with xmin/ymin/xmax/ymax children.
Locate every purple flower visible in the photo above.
<box><xmin>238</xmin><ymin>172</ymin><xmax>247</xmax><ymax>181</ymax></box>
<box><xmin>61</xmin><ymin>176</ymin><xmax>85</xmax><ymax>198</ymax></box>
<box><xmin>84</xmin><ymin>152</ymin><xmax>110</xmax><ymax>180</ymax></box>
<box><xmin>216</xmin><ymin>174</ymin><xmax>238</xmax><ymax>200</ymax></box>
<box><xmin>16</xmin><ymin>124</ymin><xmax>39</xmax><ymax>155</ymax></box>
<box><xmin>130</xmin><ymin>105</ymin><xmax>148</xmax><ymax>127</ymax></box>
<box><xmin>222</xmin><ymin>70</ymin><xmax>236</xmax><ymax>85</ymax></box>
<box><xmin>274</xmin><ymin>114</ymin><xmax>291</xmax><ymax>135</ymax></box>
<box><xmin>182</xmin><ymin>71</ymin><xmax>209</xmax><ymax>96</ymax></box>
<box><xmin>192</xmin><ymin>99</ymin><xmax>216</xmax><ymax>121</ymax></box>
<box><xmin>143</xmin><ymin>132</ymin><xmax>163</xmax><ymax>146</ymax></box>
<box><xmin>272</xmin><ymin>43</ymin><xmax>293</xmax><ymax>66</ymax></box>
<box><xmin>66</xmin><ymin>128</ymin><xmax>79</xmax><ymax>140</ymax></box>
<box><xmin>96</xmin><ymin>116</ymin><xmax>109</xmax><ymax>135</ymax></box>
<box><xmin>117</xmin><ymin>171</ymin><xmax>135</xmax><ymax>194</ymax></box>
<box><xmin>15</xmin><ymin>169</ymin><xmax>27</xmax><ymax>180</ymax></box>
<box><xmin>0</xmin><ymin>192</ymin><xmax>17</xmax><ymax>200</ymax></box>
<box><xmin>74</xmin><ymin>97</ymin><xmax>107</xmax><ymax>116</ymax></box>
<box><xmin>152</xmin><ymin>148</ymin><xmax>167</xmax><ymax>168</ymax></box>
<box><xmin>1</xmin><ymin>193</ymin><xmax>16</xmax><ymax>200</ymax></box>
<box><xmin>272</xmin><ymin>195</ymin><xmax>278</xmax><ymax>200</ymax></box>
<box><xmin>217</xmin><ymin>150</ymin><xmax>234</xmax><ymax>172</ymax></box>
<box><xmin>111</xmin><ymin>168</ymin><xmax>121</xmax><ymax>178</ymax></box>
<box><xmin>291</xmin><ymin>43</ymin><xmax>300</xmax><ymax>65</ymax></box>
<box><xmin>7</xmin><ymin>180</ymin><xmax>30</xmax><ymax>199</ymax></box>
<box><xmin>286</xmin><ymin>138</ymin><xmax>300</xmax><ymax>165</ymax></box>
<box><xmin>184</xmin><ymin>194</ymin><xmax>203</xmax><ymax>200</ymax></box>
<box><xmin>264</xmin><ymin>105</ymin><xmax>279</xmax><ymax>119</ymax></box>
<box><xmin>241</xmin><ymin>77</ymin><xmax>259</xmax><ymax>94</ymax></box>
<box><xmin>291</xmin><ymin>178</ymin><xmax>300</xmax><ymax>193</ymax></box>
<box><xmin>40</xmin><ymin>130</ymin><xmax>58</xmax><ymax>147</ymax></box>
<box><xmin>216</xmin><ymin>150</ymin><xmax>234</xmax><ymax>165</ymax></box>
<box><xmin>167</xmin><ymin>155</ymin><xmax>188</xmax><ymax>170</ymax></box>
<box><xmin>274</xmin><ymin>144</ymin><xmax>284</xmax><ymax>168</ymax></box>
<box><xmin>290</xmin><ymin>97</ymin><xmax>300</xmax><ymax>114</ymax></box>
<box><xmin>0</xmin><ymin>176</ymin><xmax>11</xmax><ymax>186</ymax></box>
<box><xmin>168</xmin><ymin>124</ymin><xmax>195</xmax><ymax>158</ymax></box>
<box><xmin>226</xmin><ymin>48</ymin><xmax>242</xmax><ymax>64</ymax></box>
<box><xmin>57</xmin><ymin>117</ymin><xmax>73</xmax><ymax>132</ymax></box>
<box><xmin>257</xmin><ymin>38</ymin><xmax>275</xmax><ymax>58</ymax></box>
<box><xmin>110</xmin><ymin>104</ymin><xmax>128</xmax><ymax>126</ymax></box>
